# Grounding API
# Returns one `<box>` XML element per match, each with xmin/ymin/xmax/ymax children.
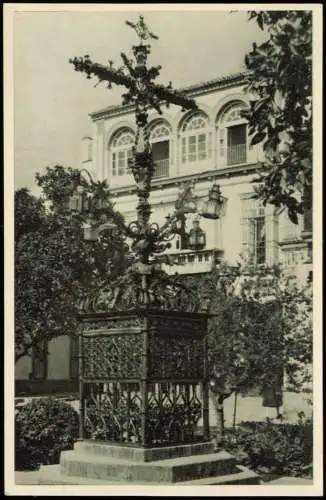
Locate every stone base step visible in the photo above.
<box><xmin>60</xmin><ymin>449</ymin><xmax>237</xmax><ymax>483</ymax></box>
<box><xmin>179</xmin><ymin>466</ymin><xmax>262</xmax><ymax>485</ymax></box>
<box><xmin>73</xmin><ymin>440</ymin><xmax>214</xmax><ymax>462</ymax></box>
<box><xmin>17</xmin><ymin>464</ymin><xmax>261</xmax><ymax>485</ymax></box>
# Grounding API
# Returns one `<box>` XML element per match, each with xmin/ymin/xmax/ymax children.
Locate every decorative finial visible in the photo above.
<box><xmin>126</xmin><ymin>15</ymin><xmax>159</xmax><ymax>42</ymax></box>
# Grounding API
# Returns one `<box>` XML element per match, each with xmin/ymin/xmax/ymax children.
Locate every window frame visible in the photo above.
<box><xmin>149</xmin><ymin>122</ymin><xmax>171</xmax><ymax>178</ymax></box>
<box><xmin>180</xmin><ymin>114</ymin><xmax>209</xmax><ymax>164</ymax></box>
<box><xmin>242</xmin><ymin>198</ymin><xmax>267</xmax><ymax>266</ymax></box>
<box><xmin>110</xmin><ymin>129</ymin><xmax>135</xmax><ymax>177</ymax></box>
<box><xmin>219</xmin><ymin>104</ymin><xmax>249</xmax><ymax>166</ymax></box>
<box><xmin>241</xmin><ymin>196</ymin><xmax>279</xmax><ymax>267</ymax></box>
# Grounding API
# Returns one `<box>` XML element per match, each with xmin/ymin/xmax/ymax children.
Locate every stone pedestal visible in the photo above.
<box><xmin>32</xmin><ymin>309</ymin><xmax>259</xmax><ymax>486</ymax></box>
<box><xmin>33</xmin><ymin>441</ymin><xmax>261</xmax><ymax>485</ymax></box>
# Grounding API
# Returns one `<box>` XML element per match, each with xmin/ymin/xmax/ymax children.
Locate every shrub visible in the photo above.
<box><xmin>223</xmin><ymin>413</ymin><xmax>313</xmax><ymax>478</ymax></box>
<box><xmin>15</xmin><ymin>397</ymin><xmax>79</xmax><ymax>470</ymax></box>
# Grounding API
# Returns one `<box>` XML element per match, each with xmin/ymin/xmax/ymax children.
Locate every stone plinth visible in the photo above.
<box><xmin>45</xmin><ymin>440</ymin><xmax>261</xmax><ymax>485</ymax></box>
<box><xmin>73</xmin><ymin>440</ymin><xmax>214</xmax><ymax>462</ymax></box>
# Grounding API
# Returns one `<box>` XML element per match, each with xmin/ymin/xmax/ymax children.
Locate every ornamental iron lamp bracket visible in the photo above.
<box><xmin>68</xmin><ymin>17</ymin><xmax>229</xmax><ymax>296</ymax></box>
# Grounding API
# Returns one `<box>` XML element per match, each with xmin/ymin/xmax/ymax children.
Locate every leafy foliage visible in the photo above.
<box><xmin>14</xmin><ymin>188</ymin><xmax>46</xmax><ymax>242</ymax></box>
<box><xmin>244</xmin><ymin>10</ymin><xmax>312</xmax><ymax>223</ymax></box>
<box><xmin>15</xmin><ymin>397</ymin><xmax>79</xmax><ymax>470</ymax></box>
<box><xmin>15</xmin><ymin>166</ymin><xmax>129</xmax><ymax>361</ymax></box>
<box><xmin>223</xmin><ymin>413</ymin><xmax>313</xmax><ymax>478</ymax></box>
<box><xmin>209</xmin><ymin>263</ymin><xmax>312</xmax><ymax>394</ymax></box>
<box><xmin>167</xmin><ymin>262</ymin><xmax>312</xmax><ymax>440</ymax></box>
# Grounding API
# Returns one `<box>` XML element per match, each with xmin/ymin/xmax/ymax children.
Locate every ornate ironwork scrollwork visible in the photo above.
<box><xmin>83</xmin><ymin>333</ymin><xmax>144</xmax><ymax>380</ymax></box>
<box><xmin>77</xmin><ymin>267</ymin><xmax>205</xmax><ymax>314</ymax></box>
<box><xmin>148</xmin><ymin>335</ymin><xmax>204</xmax><ymax>379</ymax></box>
<box><xmin>146</xmin><ymin>383</ymin><xmax>203</xmax><ymax>445</ymax></box>
<box><xmin>82</xmin><ymin>381</ymin><xmax>204</xmax><ymax>445</ymax></box>
<box><xmin>84</xmin><ymin>382</ymin><xmax>143</xmax><ymax>443</ymax></box>
<box><xmin>80</xmin><ymin>316</ymin><xmax>146</xmax><ymax>331</ymax></box>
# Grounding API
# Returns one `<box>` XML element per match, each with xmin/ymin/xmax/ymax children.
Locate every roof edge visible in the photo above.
<box><xmin>89</xmin><ymin>72</ymin><xmax>247</xmax><ymax>121</ymax></box>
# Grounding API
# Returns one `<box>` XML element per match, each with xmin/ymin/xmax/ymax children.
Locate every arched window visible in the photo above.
<box><xmin>181</xmin><ymin>113</ymin><xmax>209</xmax><ymax>164</ymax></box>
<box><xmin>149</xmin><ymin>122</ymin><xmax>171</xmax><ymax>178</ymax></box>
<box><xmin>81</xmin><ymin>136</ymin><xmax>92</xmax><ymax>163</ymax></box>
<box><xmin>110</xmin><ymin>129</ymin><xmax>135</xmax><ymax>176</ymax></box>
<box><xmin>219</xmin><ymin>103</ymin><xmax>248</xmax><ymax>166</ymax></box>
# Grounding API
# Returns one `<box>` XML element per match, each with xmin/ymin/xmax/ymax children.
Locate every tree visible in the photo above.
<box><xmin>15</xmin><ymin>188</ymin><xmax>46</xmax><ymax>242</ymax></box>
<box><xmin>15</xmin><ymin>166</ymin><xmax>129</xmax><ymax>362</ymax></box>
<box><xmin>243</xmin><ymin>10</ymin><xmax>312</xmax><ymax>224</ymax></box>
<box><xmin>168</xmin><ymin>262</ymin><xmax>312</xmax><ymax>444</ymax></box>
<box><xmin>208</xmin><ymin>263</ymin><xmax>312</xmax><ymax>443</ymax></box>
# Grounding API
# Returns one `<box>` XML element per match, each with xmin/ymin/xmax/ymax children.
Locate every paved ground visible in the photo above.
<box><xmin>264</xmin><ymin>476</ymin><xmax>313</xmax><ymax>485</ymax></box>
<box><xmin>212</xmin><ymin>391</ymin><xmax>312</xmax><ymax>427</ymax></box>
<box><xmin>14</xmin><ymin>470</ymin><xmax>313</xmax><ymax>486</ymax></box>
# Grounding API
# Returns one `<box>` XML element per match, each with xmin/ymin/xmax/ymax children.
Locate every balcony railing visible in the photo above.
<box><xmin>226</xmin><ymin>144</ymin><xmax>247</xmax><ymax>166</ymax></box>
<box><xmin>153</xmin><ymin>158</ymin><xmax>169</xmax><ymax>178</ymax></box>
<box><xmin>163</xmin><ymin>249</ymin><xmax>223</xmax><ymax>275</ymax></box>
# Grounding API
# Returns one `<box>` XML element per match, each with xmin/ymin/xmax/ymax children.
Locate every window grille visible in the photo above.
<box><xmin>241</xmin><ymin>197</ymin><xmax>279</xmax><ymax>266</ymax></box>
<box><xmin>219</xmin><ymin>103</ymin><xmax>248</xmax><ymax>166</ymax></box>
<box><xmin>227</xmin><ymin>124</ymin><xmax>247</xmax><ymax>165</ymax></box>
<box><xmin>150</xmin><ymin>122</ymin><xmax>171</xmax><ymax>178</ymax></box>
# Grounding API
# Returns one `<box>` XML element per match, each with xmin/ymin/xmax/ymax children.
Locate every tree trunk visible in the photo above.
<box><xmin>233</xmin><ymin>391</ymin><xmax>238</xmax><ymax>429</ymax></box>
<box><xmin>211</xmin><ymin>391</ymin><xmax>230</xmax><ymax>448</ymax></box>
<box><xmin>216</xmin><ymin>395</ymin><xmax>225</xmax><ymax>445</ymax></box>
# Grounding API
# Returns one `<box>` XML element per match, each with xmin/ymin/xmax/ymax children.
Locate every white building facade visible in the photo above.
<box><xmin>82</xmin><ymin>73</ymin><xmax>312</xmax><ymax>281</ymax></box>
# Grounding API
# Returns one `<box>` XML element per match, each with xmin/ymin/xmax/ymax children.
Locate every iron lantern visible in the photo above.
<box><xmin>182</xmin><ymin>198</ymin><xmax>197</xmax><ymax>214</ymax></box>
<box><xmin>174</xmin><ymin>217</ymin><xmax>185</xmax><ymax>234</ymax></box>
<box><xmin>69</xmin><ymin>189</ymin><xmax>84</xmax><ymax>213</ymax></box>
<box><xmin>82</xmin><ymin>223</ymin><xmax>99</xmax><ymax>242</ymax></box>
<box><xmin>69</xmin><ymin>185</ymin><xmax>93</xmax><ymax>214</ymax></box>
<box><xmin>200</xmin><ymin>183</ymin><xmax>227</xmax><ymax>220</ymax></box>
<box><xmin>188</xmin><ymin>217</ymin><xmax>206</xmax><ymax>251</ymax></box>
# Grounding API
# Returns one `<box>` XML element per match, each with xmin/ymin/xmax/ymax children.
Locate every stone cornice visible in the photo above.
<box><xmin>110</xmin><ymin>162</ymin><xmax>262</xmax><ymax>198</ymax></box>
<box><xmin>278</xmin><ymin>239</ymin><xmax>310</xmax><ymax>249</ymax></box>
<box><xmin>90</xmin><ymin>73</ymin><xmax>247</xmax><ymax>122</ymax></box>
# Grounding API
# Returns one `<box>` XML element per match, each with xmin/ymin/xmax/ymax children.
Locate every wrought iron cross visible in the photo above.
<box><xmin>126</xmin><ymin>15</ymin><xmax>159</xmax><ymax>42</ymax></box>
<box><xmin>69</xmin><ymin>15</ymin><xmax>198</xmax><ymax>307</ymax></box>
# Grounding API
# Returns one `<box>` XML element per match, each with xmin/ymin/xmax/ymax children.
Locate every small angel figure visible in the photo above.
<box><xmin>126</xmin><ymin>15</ymin><xmax>159</xmax><ymax>42</ymax></box>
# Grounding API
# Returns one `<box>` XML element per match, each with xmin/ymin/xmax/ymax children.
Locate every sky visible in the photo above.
<box><xmin>12</xmin><ymin>6</ymin><xmax>267</xmax><ymax>193</ymax></box>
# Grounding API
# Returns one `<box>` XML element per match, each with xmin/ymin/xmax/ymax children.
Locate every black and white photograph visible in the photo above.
<box><xmin>4</xmin><ymin>3</ymin><xmax>323</xmax><ymax>496</ymax></box>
